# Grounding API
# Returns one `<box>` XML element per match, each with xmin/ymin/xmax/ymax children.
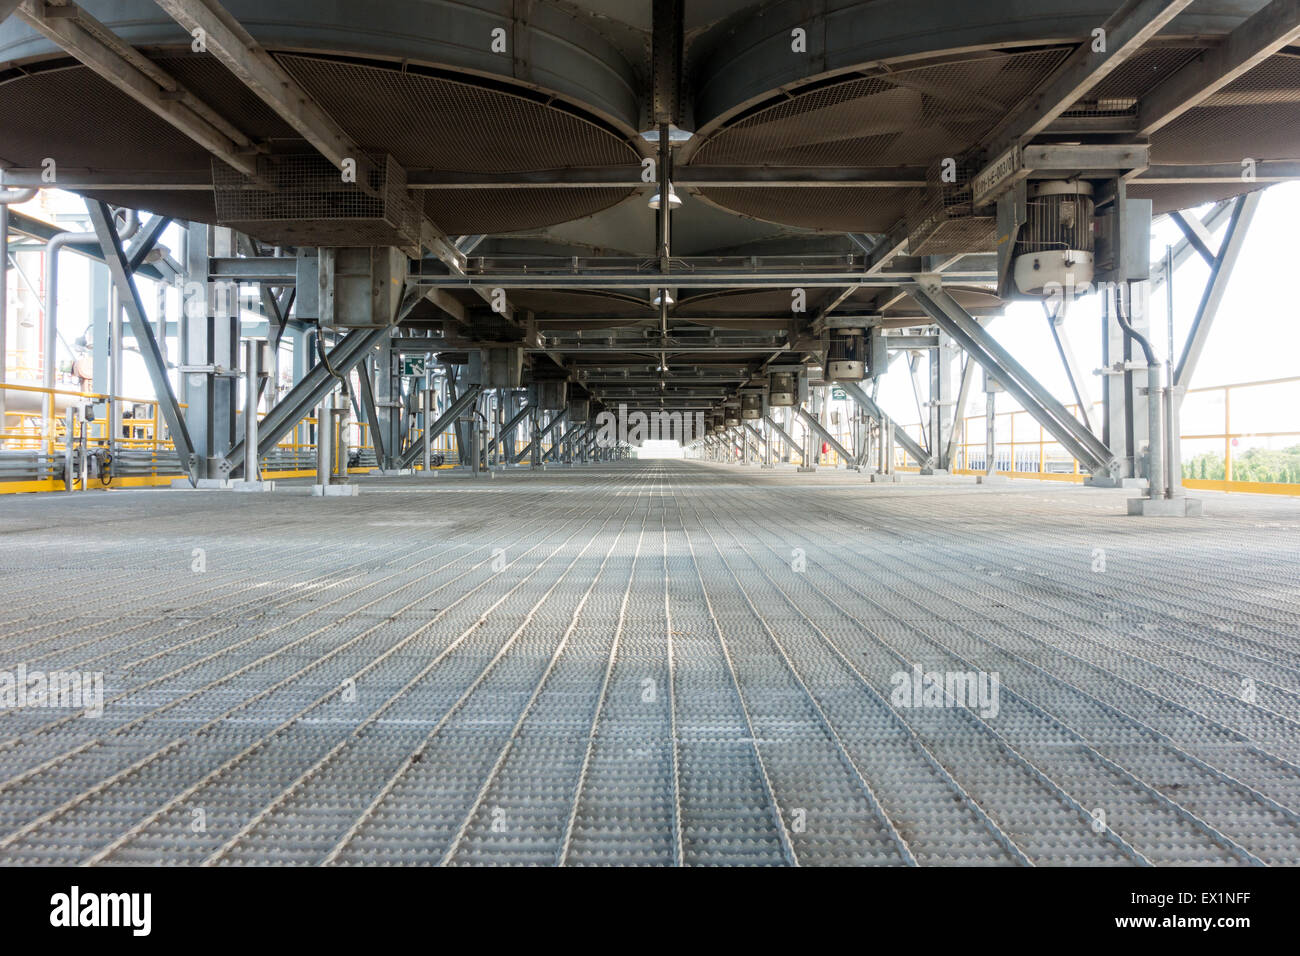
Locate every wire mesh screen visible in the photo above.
<box><xmin>1061</xmin><ymin>46</ymin><xmax>1205</xmax><ymax>118</ymax></box>
<box><xmin>212</xmin><ymin>153</ymin><xmax>422</xmax><ymax>254</ymax></box>
<box><xmin>690</xmin><ymin>48</ymin><xmax>1069</xmax><ymax>231</ymax></box>
<box><xmin>906</xmin><ymin>160</ymin><xmax>996</xmax><ymax>255</ymax></box>
<box><xmin>691</xmin><ymin>49</ymin><xmax>1072</xmax><ymax>168</ymax></box>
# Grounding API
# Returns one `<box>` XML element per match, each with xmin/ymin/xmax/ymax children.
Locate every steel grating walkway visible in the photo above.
<box><xmin>1</xmin><ymin>461</ymin><xmax>1299</xmax><ymax>866</ymax></box>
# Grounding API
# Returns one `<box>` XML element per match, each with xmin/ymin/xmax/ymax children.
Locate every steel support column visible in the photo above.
<box><xmin>373</xmin><ymin>341</ymin><xmax>402</xmax><ymax>469</ymax></box>
<box><xmin>925</xmin><ymin>333</ymin><xmax>957</xmax><ymax>472</ymax></box>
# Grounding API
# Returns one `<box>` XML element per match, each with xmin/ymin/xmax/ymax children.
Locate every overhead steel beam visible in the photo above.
<box><xmin>651</xmin><ymin>0</ymin><xmax>683</xmax><ymax>126</ymax></box>
<box><xmin>908</xmin><ymin>280</ymin><xmax>1115</xmax><ymax>474</ymax></box>
<box><xmin>550</xmin><ymin>345</ymin><xmax>789</xmax><ymax>355</ymax></box>
<box><xmin>983</xmin><ymin>0</ymin><xmax>1193</xmax><ymax>152</ymax></box>
<box><xmin>86</xmin><ymin>200</ymin><xmax>196</xmax><ymax>480</ymax></box>
<box><xmin>410</xmin><ymin>271</ymin><xmax>992</xmax><ymax>291</ymax></box>
<box><xmin>1138</xmin><ymin>162</ymin><xmax>1300</xmax><ymax>184</ymax></box>
<box><xmin>835</xmin><ymin>380</ymin><xmax>930</xmax><ymax>469</ymax></box>
<box><xmin>1175</xmin><ymin>191</ymin><xmax>1261</xmax><ymax>389</ymax></box>
<box><xmin>151</xmin><ymin>0</ymin><xmax>375</xmax><ymax>184</ymax></box>
<box><xmin>398</xmin><ymin>383</ymin><xmax>482</xmax><ymax>468</ymax></box>
<box><xmin>209</xmin><ymin>257</ymin><xmax>297</xmax><ymax>283</ymax></box>
<box><xmin>4</xmin><ymin>161</ymin><xmax>1294</xmax><ymax>193</ymax></box>
<box><xmin>148</xmin><ymin>0</ymin><xmax>466</xmax><ymax>274</ymax></box>
<box><xmin>0</xmin><ymin>168</ymin><xmax>214</xmax><ymax>190</ymax></box>
<box><xmin>17</xmin><ymin>0</ymin><xmax>260</xmax><ymax>177</ymax></box>
<box><xmin>1139</xmin><ymin>0</ymin><xmax>1300</xmax><ymax>135</ymax></box>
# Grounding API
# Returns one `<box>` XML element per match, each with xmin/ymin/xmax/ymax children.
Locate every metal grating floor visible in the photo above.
<box><xmin>1</xmin><ymin>462</ymin><xmax>1299</xmax><ymax>866</ymax></box>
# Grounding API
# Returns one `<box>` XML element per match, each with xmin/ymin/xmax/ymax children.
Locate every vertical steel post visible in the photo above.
<box><xmin>985</xmin><ymin>392</ymin><xmax>997</xmax><ymax>475</ymax></box>
<box><xmin>64</xmin><ymin>406</ymin><xmax>76</xmax><ymax>492</ymax></box>
<box><xmin>423</xmin><ymin>386</ymin><xmax>432</xmax><ymax>471</ymax></box>
<box><xmin>336</xmin><ymin>390</ymin><xmax>351</xmax><ymax>478</ymax></box>
<box><xmin>109</xmin><ymin>284</ymin><xmax>122</xmax><ymax>454</ymax></box>
<box><xmin>316</xmin><ymin>394</ymin><xmax>334</xmax><ymax>484</ymax></box>
<box><xmin>243</xmin><ymin>338</ymin><xmax>261</xmax><ymax>481</ymax></box>
<box><xmin>0</xmin><ymin>205</ymin><xmax>7</xmax><ymax>432</ymax></box>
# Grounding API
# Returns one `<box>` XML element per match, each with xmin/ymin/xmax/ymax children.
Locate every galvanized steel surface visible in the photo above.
<box><xmin>1</xmin><ymin>462</ymin><xmax>1298</xmax><ymax>865</ymax></box>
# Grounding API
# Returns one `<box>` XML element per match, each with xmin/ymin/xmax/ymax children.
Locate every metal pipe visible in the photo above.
<box><xmin>422</xmin><ymin>386</ymin><xmax>432</xmax><ymax>471</ymax></box>
<box><xmin>78</xmin><ymin>416</ymin><xmax>87</xmax><ymax>491</ymax></box>
<box><xmin>1115</xmin><ymin>284</ymin><xmax>1165</xmax><ymax>500</ymax></box>
<box><xmin>44</xmin><ymin>208</ymin><xmax>138</xmax><ymax>440</ymax></box>
<box><xmin>1164</xmin><ymin>246</ymin><xmax>1183</xmax><ymax>498</ymax></box>
<box><xmin>0</xmin><ymin>187</ymin><xmax>37</xmax><ymax>205</ymax></box>
<box><xmin>336</xmin><ymin>391</ymin><xmax>351</xmax><ymax>478</ymax></box>
<box><xmin>109</xmin><ymin>284</ymin><xmax>121</xmax><ymax>450</ymax></box>
<box><xmin>63</xmin><ymin>406</ymin><xmax>76</xmax><ymax>492</ymax></box>
<box><xmin>0</xmin><ymin>204</ymin><xmax>8</xmax><ymax>432</ymax></box>
<box><xmin>985</xmin><ymin>390</ymin><xmax>997</xmax><ymax>475</ymax></box>
<box><xmin>243</xmin><ymin>339</ymin><xmax>261</xmax><ymax>481</ymax></box>
<box><xmin>315</xmin><ymin>394</ymin><xmax>334</xmax><ymax>484</ymax></box>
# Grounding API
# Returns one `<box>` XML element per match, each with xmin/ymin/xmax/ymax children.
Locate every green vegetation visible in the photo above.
<box><xmin>1183</xmin><ymin>444</ymin><xmax>1300</xmax><ymax>484</ymax></box>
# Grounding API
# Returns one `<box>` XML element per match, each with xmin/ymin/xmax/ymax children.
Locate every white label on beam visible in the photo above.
<box><xmin>972</xmin><ymin>145</ymin><xmax>1023</xmax><ymax>208</ymax></box>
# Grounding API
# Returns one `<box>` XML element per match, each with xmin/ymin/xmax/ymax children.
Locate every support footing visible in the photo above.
<box><xmin>230</xmin><ymin>480</ymin><xmax>276</xmax><ymax>493</ymax></box>
<box><xmin>171</xmin><ymin>478</ymin><xmax>232</xmax><ymax>490</ymax></box>
<box><xmin>1127</xmin><ymin>496</ymin><xmax>1203</xmax><ymax>516</ymax></box>
<box><xmin>312</xmin><ymin>484</ymin><xmax>359</xmax><ymax>497</ymax></box>
<box><xmin>870</xmin><ymin>473</ymin><xmax>901</xmax><ymax>483</ymax></box>
<box><xmin>1086</xmin><ymin>476</ymin><xmax>1148</xmax><ymax>490</ymax></box>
